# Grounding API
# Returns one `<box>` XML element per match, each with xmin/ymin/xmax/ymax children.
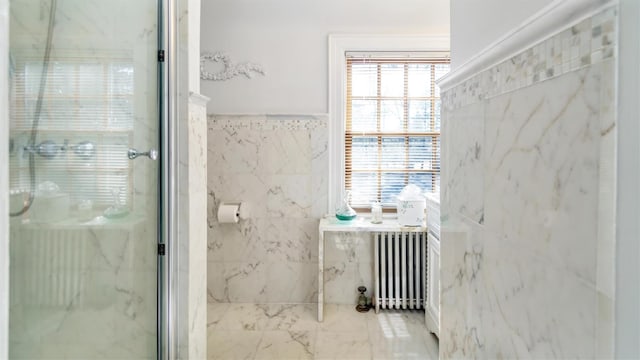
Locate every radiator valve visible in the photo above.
<box><xmin>356</xmin><ymin>286</ymin><xmax>371</xmax><ymax>312</ymax></box>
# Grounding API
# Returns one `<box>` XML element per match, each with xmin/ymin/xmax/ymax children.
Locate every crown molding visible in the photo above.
<box><xmin>438</xmin><ymin>0</ymin><xmax>616</xmax><ymax>91</ymax></box>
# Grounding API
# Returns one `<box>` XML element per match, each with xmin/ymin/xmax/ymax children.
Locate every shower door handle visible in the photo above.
<box><xmin>128</xmin><ymin>148</ymin><xmax>158</xmax><ymax>161</ymax></box>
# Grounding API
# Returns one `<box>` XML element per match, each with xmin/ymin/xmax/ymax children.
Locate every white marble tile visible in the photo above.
<box><xmin>595</xmin><ymin>58</ymin><xmax>616</xmax><ymax>360</ymax></box>
<box><xmin>207</xmin><ymin>113</ymin><xmax>332</xmax><ymax>305</ymax></box>
<box><xmin>206</xmin><ymin>302</ymin><xmax>229</xmax><ymax>330</ymax></box>
<box><xmin>438</xmin><ymin>215</ymin><xmax>481</xmax><ymax>359</ymax></box>
<box><xmin>315</xmin><ymin>331</ymin><xmax>372</xmax><ymax>360</ymax></box>
<box><xmin>263</xmin><ymin>218</ymin><xmax>318</xmax><ymax>263</ymax></box>
<box><xmin>355</xmin><ymin>261</ymin><xmax>374</xmax><ymax>297</ymax></box>
<box><xmin>311</xmin><ymin>171</ymin><xmax>329</xmax><ymax>218</ymax></box>
<box><xmin>311</xmin><ymin>126</ymin><xmax>329</xmax><ymax>175</ymax></box>
<box><xmin>322</xmin><ymin>261</ymin><xmax>356</xmax><ymax>304</ymax></box>
<box><xmin>368</xmin><ymin>310</ymin><xmax>438</xmax><ymax>360</ymax></box>
<box><xmin>443</xmin><ymin>101</ymin><xmax>484</xmax><ymax>224</ymax></box>
<box><xmin>207</xmin><ymin>261</ymin><xmax>268</xmax><ymax>303</ymax></box>
<box><xmin>257</xmin><ymin>304</ymin><xmax>319</xmax><ymax>332</ymax></box>
<box><xmin>265</xmin><ymin>261</ymin><xmax>318</xmax><ymax>303</ymax></box>
<box><xmin>310</xmin><ymin>124</ymin><xmax>329</xmax><ymax>219</ymax></box>
<box><xmin>205</xmin><ymin>303</ymin><xmax>438</xmax><ymax>360</ymax></box>
<box><xmin>207</xmin><ymin>330</ymin><xmax>263</xmax><ymax>360</ymax></box>
<box><xmin>319</xmin><ymin>304</ymin><xmax>368</xmax><ymax>333</ymax></box>
<box><xmin>483</xmin><ymin>64</ymin><xmax>601</xmax><ymax>283</ymax></box>
<box><xmin>211</xmin><ymin>303</ymin><xmax>271</xmax><ymax>331</ymax></box>
<box><xmin>596</xmin><ymin>58</ymin><xmax>616</xmax><ymax>299</ymax></box>
<box><xmin>254</xmin><ymin>330</ymin><xmax>315</xmax><ymax>360</ymax></box>
<box><xmin>207</xmin><ymin>218</ymin><xmax>267</xmax><ymax>262</ymax></box>
<box><xmin>324</xmin><ymin>232</ymin><xmax>373</xmax><ymax>263</ymax></box>
<box><xmin>440</xmin><ymin>213</ymin><xmax>598</xmax><ymax>359</ymax></box>
<box><xmin>208</xmin><ymin>172</ymin><xmax>269</xmax><ymax>219</ymax></box>
<box><xmin>208</xmin><ymin>126</ymin><xmax>261</xmax><ymax>174</ymax></box>
<box><xmin>258</xmin><ymin>129</ymin><xmax>311</xmax><ymax>174</ymax></box>
<box><xmin>266</xmin><ymin>174</ymin><xmax>312</xmax><ymax>218</ymax></box>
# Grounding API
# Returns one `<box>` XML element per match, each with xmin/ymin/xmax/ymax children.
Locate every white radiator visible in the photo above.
<box><xmin>373</xmin><ymin>231</ymin><xmax>427</xmax><ymax>312</ymax></box>
<box><xmin>10</xmin><ymin>228</ymin><xmax>87</xmax><ymax>308</ymax></box>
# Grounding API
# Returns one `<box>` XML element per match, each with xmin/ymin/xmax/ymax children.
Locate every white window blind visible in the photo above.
<box><xmin>345</xmin><ymin>55</ymin><xmax>450</xmax><ymax>209</ymax></box>
<box><xmin>9</xmin><ymin>54</ymin><xmax>135</xmax><ymax>207</ymax></box>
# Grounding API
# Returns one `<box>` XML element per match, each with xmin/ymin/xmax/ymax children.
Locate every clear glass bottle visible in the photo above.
<box><xmin>370</xmin><ymin>201</ymin><xmax>382</xmax><ymax>224</ymax></box>
<box><xmin>335</xmin><ymin>190</ymin><xmax>357</xmax><ymax>221</ymax></box>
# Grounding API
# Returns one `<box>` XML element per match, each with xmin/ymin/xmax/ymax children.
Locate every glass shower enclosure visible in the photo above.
<box><xmin>8</xmin><ymin>0</ymin><xmax>163</xmax><ymax>358</ymax></box>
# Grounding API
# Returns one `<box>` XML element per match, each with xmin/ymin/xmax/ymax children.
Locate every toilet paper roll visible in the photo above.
<box><xmin>217</xmin><ymin>204</ymin><xmax>239</xmax><ymax>223</ymax></box>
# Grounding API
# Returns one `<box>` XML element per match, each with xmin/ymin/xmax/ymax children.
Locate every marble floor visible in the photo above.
<box><xmin>207</xmin><ymin>303</ymin><xmax>439</xmax><ymax>360</ymax></box>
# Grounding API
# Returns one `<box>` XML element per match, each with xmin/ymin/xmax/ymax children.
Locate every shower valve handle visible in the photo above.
<box><xmin>128</xmin><ymin>148</ymin><xmax>158</xmax><ymax>161</ymax></box>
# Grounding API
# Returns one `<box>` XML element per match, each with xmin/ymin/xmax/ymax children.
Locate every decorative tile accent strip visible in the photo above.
<box><xmin>442</xmin><ymin>5</ymin><xmax>617</xmax><ymax>109</ymax></box>
<box><xmin>208</xmin><ymin>114</ymin><xmax>328</xmax><ymax>131</ymax></box>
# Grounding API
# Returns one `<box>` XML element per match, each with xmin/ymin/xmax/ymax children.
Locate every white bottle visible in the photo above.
<box><xmin>371</xmin><ymin>201</ymin><xmax>382</xmax><ymax>224</ymax></box>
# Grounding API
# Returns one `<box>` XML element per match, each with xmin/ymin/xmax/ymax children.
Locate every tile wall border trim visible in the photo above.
<box><xmin>438</xmin><ymin>0</ymin><xmax>617</xmax><ymax>92</ymax></box>
<box><xmin>207</xmin><ymin>113</ymin><xmax>329</xmax><ymax>131</ymax></box>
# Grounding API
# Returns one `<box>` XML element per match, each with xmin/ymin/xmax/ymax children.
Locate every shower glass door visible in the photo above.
<box><xmin>8</xmin><ymin>1</ymin><xmax>160</xmax><ymax>358</ymax></box>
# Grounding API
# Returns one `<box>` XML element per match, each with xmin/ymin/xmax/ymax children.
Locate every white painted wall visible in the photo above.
<box><xmin>450</xmin><ymin>0</ymin><xmax>553</xmax><ymax>68</ymax></box>
<box><xmin>0</xmin><ymin>0</ymin><xmax>8</xmax><ymax>357</ymax></box>
<box><xmin>201</xmin><ymin>0</ymin><xmax>450</xmax><ymax>114</ymax></box>
<box><xmin>615</xmin><ymin>1</ymin><xmax>640</xmax><ymax>357</ymax></box>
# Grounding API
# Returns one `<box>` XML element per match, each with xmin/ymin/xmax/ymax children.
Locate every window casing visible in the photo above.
<box><xmin>345</xmin><ymin>56</ymin><xmax>450</xmax><ymax>210</ymax></box>
<box><xmin>327</xmin><ymin>34</ymin><xmax>450</xmax><ymax>214</ymax></box>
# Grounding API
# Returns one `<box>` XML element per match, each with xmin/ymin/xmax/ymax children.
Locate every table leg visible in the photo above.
<box><xmin>318</xmin><ymin>228</ymin><xmax>324</xmax><ymax>322</ymax></box>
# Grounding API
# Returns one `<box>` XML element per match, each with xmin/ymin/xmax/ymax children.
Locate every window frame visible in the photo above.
<box><xmin>328</xmin><ymin>34</ymin><xmax>449</xmax><ymax>214</ymax></box>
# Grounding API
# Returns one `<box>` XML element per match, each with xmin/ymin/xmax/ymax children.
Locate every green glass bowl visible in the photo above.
<box><xmin>335</xmin><ymin>213</ymin><xmax>357</xmax><ymax>221</ymax></box>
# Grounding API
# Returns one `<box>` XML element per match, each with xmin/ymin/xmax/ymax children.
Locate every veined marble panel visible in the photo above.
<box><xmin>208</xmin><ymin>113</ymin><xmax>369</xmax><ymax>305</ymax></box>
<box><xmin>311</xmin><ymin>125</ymin><xmax>329</xmax><ymax>218</ymax></box>
<box><xmin>207</xmin><ymin>260</ymin><xmax>269</xmax><ymax>303</ymax></box>
<box><xmin>442</xmin><ymin>101</ymin><xmax>484</xmax><ymax>224</ymax></box>
<box><xmin>266</xmin><ymin>174</ymin><xmax>312</xmax><ymax>218</ymax></box>
<box><xmin>207</xmin><ymin>218</ymin><xmax>267</xmax><ymax>263</ymax></box>
<box><xmin>184</xmin><ymin>93</ymin><xmax>209</xmax><ymax>360</ymax></box>
<box><xmin>265</xmin><ymin>261</ymin><xmax>318</xmax><ymax>303</ymax></box>
<box><xmin>483</xmin><ymin>64</ymin><xmax>601</xmax><ymax>283</ymax></box>
<box><xmin>441</xmin><ymin>214</ymin><xmax>597</xmax><ymax>358</ymax></box>
<box><xmin>440</xmin><ymin>7</ymin><xmax>617</xmax><ymax>359</ymax></box>
<box><xmin>263</xmin><ymin>218</ymin><xmax>318</xmax><ymax>263</ymax></box>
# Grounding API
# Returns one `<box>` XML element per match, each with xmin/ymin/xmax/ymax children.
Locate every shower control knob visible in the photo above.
<box><xmin>128</xmin><ymin>148</ymin><xmax>158</xmax><ymax>161</ymax></box>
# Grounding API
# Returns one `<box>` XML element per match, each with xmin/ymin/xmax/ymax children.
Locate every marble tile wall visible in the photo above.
<box><xmin>439</xmin><ymin>5</ymin><xmax>617</xmax><ymax>359</ymax></box>
<box><xmin>207</xmin><ymin>114</ymin><xmax>373</xmax><ymax>305</ymax></box>
<box><xmin>175</xmin><ymin>92</ymin><xmax>209</xmax><ymax>360</ymax></box>
<box><xmin>0</xmin><ymin>0</ymin><xmax>8</xmax><ymax>355</ymax></box>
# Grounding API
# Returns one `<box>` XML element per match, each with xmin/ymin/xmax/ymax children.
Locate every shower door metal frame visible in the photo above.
<box><xmin>158</xmin><ymin>0</ymin><xmax>178</xmax><ymax>358</ymax></box>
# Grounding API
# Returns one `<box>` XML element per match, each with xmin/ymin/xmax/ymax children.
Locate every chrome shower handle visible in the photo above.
<box><xmin>128</xmin><ymin>148</ymin><xmax>158</xmax><ymax>160</ymax></box>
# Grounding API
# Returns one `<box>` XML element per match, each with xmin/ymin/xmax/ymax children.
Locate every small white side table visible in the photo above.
<box><xmin>317</xmin><ymin>216</ymin><xmax>427</xmax><ymax>321</ymax></box>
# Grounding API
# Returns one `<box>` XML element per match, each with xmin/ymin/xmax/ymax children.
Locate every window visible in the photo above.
<box><xmin>328</xmin><ymin>35</ymin><xmax>450</xmax><ymax>213</ymax></box>
<box><xmin>345</xmin><ymin>56</ymin><xmax>449</xmax><ymax>209</ymax></box>
<box><xmin>9</xmin><ymin>53</ymin><xmax>135</xmax><ymax>207</ymax></box>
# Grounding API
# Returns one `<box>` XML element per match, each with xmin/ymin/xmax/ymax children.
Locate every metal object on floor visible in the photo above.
<box><xmin>356</xmin><ymin>286</ymin><xmax>370</xmax><ymax>312</ymax></box>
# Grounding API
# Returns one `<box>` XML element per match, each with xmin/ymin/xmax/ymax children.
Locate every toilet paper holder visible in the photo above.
<box><xmin>217</xmin><ymin>202</ymin><xmax>250</xmax><ymax>223</ymax></box>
